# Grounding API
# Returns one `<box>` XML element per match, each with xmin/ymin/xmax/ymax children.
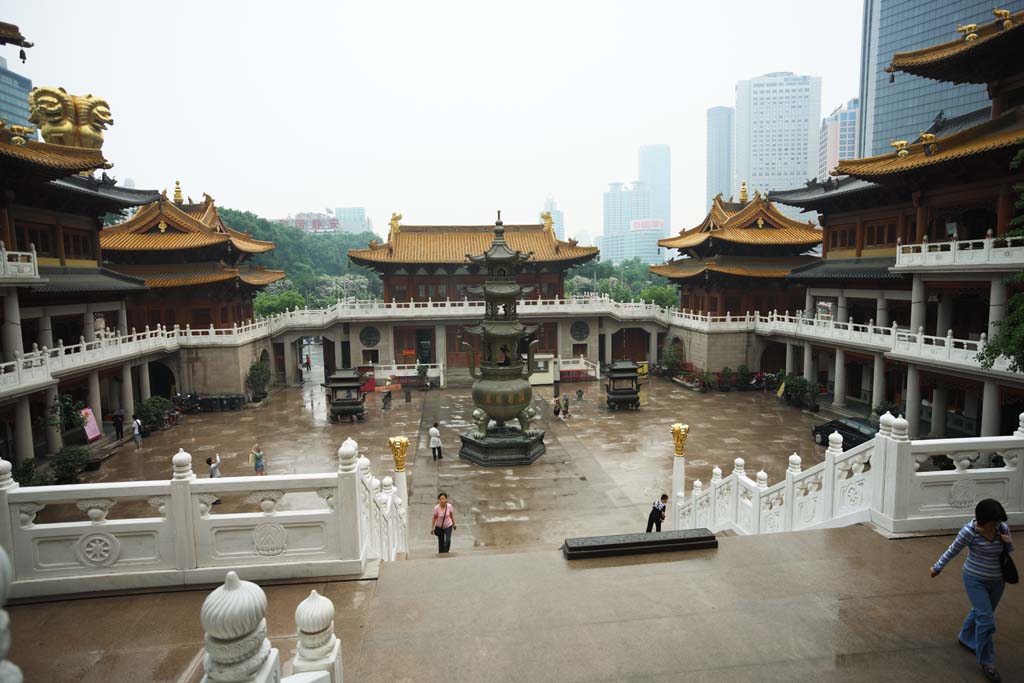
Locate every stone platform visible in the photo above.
<box><xmin>458</xmin><ymin>426</ymin><xmax>546</xmax><ymax>466</ymax></box>
<box><xmin>562</xmin><ymin>527</ymin><xmax>717</xmax><ymax>559</ymax></box>
<box><xmin>12</xmin><ymin>525</ymin><xmax>1024</xmax><ymax>682</ymax></box>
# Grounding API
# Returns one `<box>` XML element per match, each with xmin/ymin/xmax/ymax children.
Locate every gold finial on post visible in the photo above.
<box><xmin>671</xmin><ymin>423</ymin><xmax>689</xmax><ymax>457</ymax></box>
<box><xmin>388</xmin><ymin>436</ymin><xmax>409</xmax><ymax>472</ymax></box>
<box><xmin>388</xmin><ymin>212</ymin><xmax>402</xmax><ymax>238</ymax></box>
<box><xmin>173</xmin><ymin>180</ymin><xmax>183</xmax><ymax>204</ymax></box>
<box><xmin>739</xmin><ymin>181</ymin><xmax>748</xmax><ymax>203</ymax></box>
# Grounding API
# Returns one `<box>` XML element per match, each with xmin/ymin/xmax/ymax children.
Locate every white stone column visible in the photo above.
<box><xmin>283</xmin><ymin>338</ymin><xmax>297</xmax><ymax>384</ymax></box>
<box><xmin>836</xmin><ymin>293</ymin><xmax>848</xmax><ymax>324</ymax></box>
<box><xmin>910</xmin><ymin>274</ymin><xmax>925</xmax><ymax>334</ymax></box>
<box><xmin>381</xmin><ymin>324</ymin><xmax>396</xmax><ymax>365</ymax></box>
<box><xmin>43</xmin><ymin>385</ymin><xmax>63</xmax><ymax>454</ymax></box>
<box><xmin>871</xmin><ymin>353</ymin><xmax>886</xmax><ymax>409</ymax></box>
<box><xmin>1</xmin><ymin>288</ymin><xmax>22</xmax><ymax>362</ymax></box>
<box><xmin>833</xmin><ymin>348</ymin><xmax>846</xmax><ymax>408</ymax></box>
<box><xmin>434</xmin><ymin>324</ymin><xmax>446</xmax><ymax>366</ymax></box>
<box><xmin>905</xmin><ymin>364</ymin><xmax>921</xmax><ymax>439</ymax></box>
<box><xmin>338</xmin><ymin>438</ymin><xmax>365</xmax><ymax>566</ymax></box>
<box><xmin>88</xmin><ymin>370</ymin><xmax>102</xmax><ymax>429</ymax></box>
<box><xmin>602</xmin><ymin>330</ymin><xmax>613</xmax><ymax>364</ymax></box>
<box><xmin>139</xmin><ymin>360</ymin><xmax>151</xmax><ymax>401</ymax></box>
<box><xmin>120</xmin><ymin>363</ymin><xmax>134</xmax><ymax>418</ymax></box>
<box><xmin>647</xmin><ymin>329</ymin><xmax>658</xmax><ymax>364</ymax></box>
<box><xmin>875</xmin><ymin>298</ymin><xmax>889</xmax><ymax>328</ymax></box>
<box><xmin>118</xmin><ymin>301</ymin><xmax>128</xmax><ymax>336</ymax></box>
<box><xmin>936</xmin><ymin>293</ymin><xmax>953</xmax><ymax>337</ymax></box>
<box><xmin>802</xmin><ymin>341</ymin><xmax>814</xmax><ymax>382</ymax></box>
<box><xmin>14</xmin><ymin>397</ymin><xmax>32</xmax><ymax>465</ymax></box>
<box><xmin>39</xmin><ymin>308</ymin><xmax>53</xmax><ymax>349</ymax></box>
<box><xmin>981</xmin><ymin>381</ymin><xmax>1000</xmax><ymax>436</ymax></box>
<box><xmin>804</xmin><ymin>289</ymin><xmax>814</xmax><ymax>318</ymax></box>
<box><xmin>989</xmin><ymin>276</ymin><xmax>1008</xmax><ymax>340</ymax></box>
<box><xmin>83</xmin><ymin>305</ymin><xmax>96</xmax><ymax>343</ymax></box>
<box><xmin>785</xmin><ymin>342</ymin><xmax>794</xmax><ymax>375</ymax></box>
<box><xmin>929</xmin><ymin>385</ymin><xmax>948</xmax><ymax>438</ymax></box>
<box><xmin>333</xmin><ymin>334</ymin><xmax>343</xmax><ymax>370</ymax></box>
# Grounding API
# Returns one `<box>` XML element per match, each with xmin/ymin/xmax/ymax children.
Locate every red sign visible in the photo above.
<box><xmin>81</xmin><ymin>407</ymin><xmax>102</xmax><ymax>442</ymax></box>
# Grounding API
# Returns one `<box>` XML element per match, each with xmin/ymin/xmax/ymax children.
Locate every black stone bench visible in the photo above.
<box><xmin>562</xmin><ymin>528</ymin><xmax>717</xmax><ymax>560</ymax></box>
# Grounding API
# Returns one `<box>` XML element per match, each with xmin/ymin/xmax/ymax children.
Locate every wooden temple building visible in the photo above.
<box><xmin>348</xmin><ymin>213</ymin><xmax>597</xmax><ymax>367</ymax></box>
<box><xmin>100</xmin><ymin>182</ymin><xmax>285</xmax><ymax>330</ymax></box>
<box><xmin>769</xmin><ymin>8</ymin><xmax>1024</xmax><ymax>436</ymax></box>
<box><xmin>651</xmin><ymin>185</ymin><xmax>821</xmax><ymax>316</ymax></box>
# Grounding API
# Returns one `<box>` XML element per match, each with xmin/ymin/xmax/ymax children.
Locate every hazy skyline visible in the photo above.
<box><xmin>6</xmin><ymin>1</ymin><xmax>862</xmax><ymax>245</ymax></box>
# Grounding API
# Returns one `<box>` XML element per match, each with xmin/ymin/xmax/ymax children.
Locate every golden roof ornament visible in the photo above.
<box><xmin>158</xmin><ymin>220</ymin><xmax>168</xmax><ymax>234</ymax></box>
<box><xmin>541</xmin><ymin>211</ymin><xmax>554</xmax><ymax>236</ymax></box>
<box><xmin>919</xmin><ymin>132</ymin><xmax>939</xmax><ymax>156</ymax></box>
<box><xmin>890</xmin><ymin>140</ymin><xmax>909</xmax><ymax>158</ymax></box>
<box><xmin>28</xmin><ymin>87</ymin><xmax>112</xmax><ymax>149</ymax></box>
<box><xmin>739</xmin><ymin>181</ymin><xmax>748</xmax><ymax>203</ymax></box>
<box><xmin>173</xmin><ymin>180</ymin><xmax>183</xmax><ymax>204</ymax></box>
<box><xmin>389</xmin><ymin>212</ymin><xmax>402</xmax><ymax>238</ymax></box>
<box><xmin>994</xmin><ymin>8</ymin><xmax>1013</xmax><ymax>28</ymax></box>
<box><xmin>956</xmin><ymin>23</ymin><xmax>978</xmax><ymax>41</ymax></box>
<box><xmin>388</xmin><ymin>436</ymin><xmax>409</xmax><ymax>472</ymax></box>
<box><xmin>671</xmin><ymin>423</ymin><xmax>690</xmax><ymax>457</ymax></box>
<box><xmin>756</xmin><ymin>217</ymin><xmax>765</xmax><ymax>228</ymax></box>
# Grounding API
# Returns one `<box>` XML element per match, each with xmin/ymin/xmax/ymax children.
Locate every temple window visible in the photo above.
<box><xmin>15</xmin><ymin>222</ymin><xmax>55</xmax><ymax>256</ymax></box>
<box><xmin>63</xmin><ymin>229</ymin><xmax>95</xmax><ymax>260</ymax></box>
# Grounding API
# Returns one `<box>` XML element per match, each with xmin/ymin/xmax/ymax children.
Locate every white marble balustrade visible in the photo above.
<box><xmin>895</xmin><ymin>235</ymin><xmax>1024</xmax><ymax>270</ymax></box>
<box><xmin>676</xmin><ymin>412</ymin><xmax>1024</xmax><ymax>536</ymax></box>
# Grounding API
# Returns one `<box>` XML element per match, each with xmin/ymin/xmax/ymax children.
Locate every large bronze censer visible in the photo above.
<box><xmin>458</xmin><ymin>213</ymin><xmax>546</xmax><ymax>466</ymax></box>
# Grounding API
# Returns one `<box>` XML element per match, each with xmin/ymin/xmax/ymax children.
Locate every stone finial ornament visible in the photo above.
<box><xmin>711</xmin><ymin>466</ymin><xmax>722</xmax><ymax>483</ymax></box>
<box><xmin>671</xmin><ymin>423</ymin><xmax>690</xmax><ymax>457</ymax></box>
<box><xmin>388</xmin><ymin>436</ymin><xmax>409</xmax><ymax>472</ymax></box>
<box><xmin>0</xmin><ymin>458</ymin><xmax>16</xmax><ymax>491</ymax></box>
<box><xmin>756</xmin><ymin>470</ymin><xmax>768</xmax><ymax>490</ymax></box>
<box><xmin>294</xmin><ymin>590</ymin><xmax>338</xmax><ymax>659</ymax></box>
<box><xmin>891</xmin><ymin>415</ymin><xmax>910</xmax><ymax>442</ymax></box>
<box><xmin>338</xmin><ymin>438</ymin><xmax>358</xmax><ymax>473</ymax></box>
<box><xmin>878</xmin><ymin>411</ymin><xmax>895</xmax><ymax>437</ymax></box>
<box><xmin>172</xmin><ymin>448</ymin><xmax>194</xmax><ymax>480</ymax></box>
<box><xmin>200</xmin><ymin>571</ymin><xmax>272</xmax><ymax>682</ymax></box>
<box><xmin>788</xmin><ymin>453</ymin><xmax>802</xmax><ymax>474</ymax></box>
<box><xmin>733</xmin><ymin>457</ymin><xmax>745</xmax><ymax>477</ymax></box>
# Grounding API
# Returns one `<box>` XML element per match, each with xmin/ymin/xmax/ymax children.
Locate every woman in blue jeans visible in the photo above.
<box><xmin>931</xmin><ymin>499</ymin><xmax>1014</xmax><ymax>682</ymax></box>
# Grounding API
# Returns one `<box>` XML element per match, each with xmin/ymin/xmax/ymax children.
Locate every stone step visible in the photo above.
<box><xmin>562</xmin><ymin>528</ymin><xmax>718</xmax><ymax>560</ymax></box>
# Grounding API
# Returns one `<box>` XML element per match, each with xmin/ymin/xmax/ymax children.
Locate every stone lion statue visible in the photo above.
<box><xmin>28</xmin><ymin>86</ymin><xmax>113</xmax><ymax>149</ymax></box>
<box><xmin>472</xmin><ymin>408</ymin><xmax>490</xmax><ymax>437</ymax></box>
<box><xmin>517</xmin><ymin>406</ymin><xmax>536</xmax><ymax>434</ymax></box>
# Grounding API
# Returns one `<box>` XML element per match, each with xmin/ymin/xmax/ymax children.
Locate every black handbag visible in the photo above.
<box><xmin>1001</xmin><ymin>538</ymin><xmax>1019</xmax><ymax>585</ymax></box>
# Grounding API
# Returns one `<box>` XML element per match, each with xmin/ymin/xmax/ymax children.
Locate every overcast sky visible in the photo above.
<box><xmin>7</xmin><ymin>1</ymin><xmax>862</xmax><ymax>244</ymax></box>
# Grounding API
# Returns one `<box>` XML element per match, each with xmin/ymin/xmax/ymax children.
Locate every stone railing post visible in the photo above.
<box><xmin>783</xmin><ymin>454</ymin><xmax>801</xmax><ymax>531</ymax></box>
<box><xmin>670</xmin><ymin>423</ymin><xmax>689</xmax><ymax>530</ymax></box>
<box><xmin>887</xmin><ymin>415</ymin><xmax>913</xmax><ymax>531</ymax></box>
<box><xmin>337</xmin><ymin>438</ymin><xmax>364</xmax><ymax>568</ymax></box>
<box><xmin>0</xmin><ymin>545</ymin><xmax>21</xmax><ymax>682</ymax></box>
<box><xmin>822</xmin><ymin>432</ymin><xmax>842</xmax><ymax>522</ymax></box>
<box><xmin>292</xmin><ymin>590</ymin><xmax>343</xmax><ymax>682</ymax></box>
<box><xmin>708</xmin><ymin>466</ymin><xmax>722</xmax><ymax>529</ymax></box>
<box><xmin>0</xmin><ymin>457</ymin><xmax>18</xmax><ymax>558</ymax></box>
<box><xmin>871</xmin><ymin>412</ymin><xmax>894</xmax><ymax>515</ymax></box>
<box><xmin>751</xmin><ymin>470</ymin><xmax>768</xmax><ymax>534</ymax></box>
<box><xmin>731</xmin><ymin>457</ymin><xmax>745</xmax><ymax>523</ymax></box>
<box><xmin>200</xmin><ymin>571</ymin><xmax>280</xmax><ymax>682</ymax></box>
<box><xmin>169</xmin><ymin>448</ymin><xmax>197</xmax><ymax>572</ymax></box>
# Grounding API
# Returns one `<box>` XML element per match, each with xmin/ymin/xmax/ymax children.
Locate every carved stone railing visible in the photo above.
<box><xmin>0</xmin><ymin>241</ymin><xmax>39</xmax><ymax>280</ymax></box>
<box><xmin>0</xmin><ymin>437</ymin><xmax>407</xmax><ymax>599</ymax></box>
<box><xmin>676</xmin><ymin>412</ymin><xmax>1024</xmax><ymax>536</ymax></box>
<box><xmin>895</xmin><ymin>235</ymin><xmax>1024</xmax><ymax>270</ymax></box>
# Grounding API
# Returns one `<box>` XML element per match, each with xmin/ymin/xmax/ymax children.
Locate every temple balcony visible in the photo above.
<box><xmin>0</xmin><ymin>243</ymin><xmax>40</xmax><ymax>282</ymax></box>
<box><xmin>894</xmin><ymin>234</ymin><xmax>1024</xmax><ymax>272</ymax></box>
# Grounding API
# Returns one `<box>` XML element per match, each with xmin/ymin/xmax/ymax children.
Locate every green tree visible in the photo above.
<box><xmin>977</xmin><ymin>146</ymin><xmax>1024</xmax><ymax>372</ymax></box>
<box><xmin>567</xmin><ymin>257</ymin><xmax>674</xmax><ymax>305</ymax></box>
<box><xmin>638</xmin><ymin>285</ymin><xmax>677</xmax><ymax>309</ymax></box>
<box><xmin>254</xmin><ymin>290</ymin><xmax>306</xmax><ymax>317</ymax></box>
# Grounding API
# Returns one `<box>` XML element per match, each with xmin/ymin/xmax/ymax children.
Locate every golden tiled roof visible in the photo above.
<box><xmin>106</xmin><ymin>262</ymin><xmax>285</xmax><ymax>288</ymax></box>
<box><xmin>0</xmin><ymin>128</ymin><xmax>107</xmax><ymax>177</ymax></box>
<box><xmin>659</xmin><ymin>193</ymin><xmax>820</xmax><ymax>250</ymax></box>
<box><xmin>650</xmin><ymin>255</ymin><xmax>819</xmax><ymax>280</ymax></box>
<box><xmin>348</xmin><ymin>223</ymin><xmax>598</xmax><ymax>266</ymax></box>
<box><xmin>888</xmin><ymin>10</ymin><xmax>1024</xmax><ymax>84</ymax></box>
<box><xmin>180</xmin><ymin>194</ymin><xmax>276</xmax><ymax>253</ymax></box>
<box><xmin>834</xmin><ymin>107</ymin><xmax>1024</xmax><ymax>179</ymax></box>
<box><xmin>101</xmin><ymin>195</ymin><xmax>275</xmax><ymax>254</ymax></box>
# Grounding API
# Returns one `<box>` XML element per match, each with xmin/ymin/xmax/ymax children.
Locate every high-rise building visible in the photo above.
<box><xmin>602</xmin><ymin>181</ymin><xmax>651</xmax><ymax>235</ymax></box>
<box><xmin>542</xmin><ymin>195</ymin><xmax>565</xmax><ymax>240</ymax></box>
<box><xmin>858</xmin><ymin>0</ymin><xmax>1024</xmax><ymax>156</ymax></box>
<box><xmin>638</xmin><ymin>145</ymin><xmax>671</xmax><ymax>236</ymax></box>
<box><xmin>705</xmin><ymin>106</ymin><xmax>734</xmax><ymax>210</ymax></box>
<box><xmin>599</xmin><ymin>181</ymin><xmax>662</xmax><ymax>264</ymax></box>
<box><xmin>0</xmin><ymin>56</ymin><xmax>32</xmax><ymax>130</ymax></box>
<box><xmin>279</xmin><ymin>211</ymin><xmax>341</xmax><ymax>233</ymax></box>
<box><xmin>818</xmin><ymin>98</ymin><xmax>860</xmax><ymax>179</ymax></box>
<box><xmin>334</xmin><ymin>207</ymin><xmax>372</xmax><ymax>234</ymax></box>
<box><xmin>734</xmin><ymin>72</ymin><xmax>821</xmax><ymax>218</ymax></box>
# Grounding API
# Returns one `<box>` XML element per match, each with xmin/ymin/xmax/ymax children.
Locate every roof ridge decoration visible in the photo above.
<box><xmin>658</xmin><ymin>192</ymin><xmax>819</xmax><ymax>250</ymax></box>
<box><xmin>28</xmin><ymin>87</ymin><xmax>113</xmax><ymax>150</ymax></box>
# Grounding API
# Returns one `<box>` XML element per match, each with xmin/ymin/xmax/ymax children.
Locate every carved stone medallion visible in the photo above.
<box><xmin>359</xmin><ymin>326</ymin><xmax>380</xmax><ymax>348</ymax></box>
<box><xmin>252</xmin><ymin>523</ymin><xmax>287</xmax><ymax>556</ymax></box>
<box><xmin>949</xmin><ymin>480</ymin><xmax>977</xmax><ymax>508</ymax></box>
<box><xmin>77</xmin><ymin>532</ymin><xmax>121</xmax><ymax>567</ymax></box>
<box><xmin>570</xmin><ymin>321</ymin><xmax>590</xmax><ymax>342</ymax></box>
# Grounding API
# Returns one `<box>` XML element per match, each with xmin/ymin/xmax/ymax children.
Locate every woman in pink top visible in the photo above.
<box><xmin>431</xmin><ymin>492</ymin><xmax>456</xmax><ymax>554</ymax></box>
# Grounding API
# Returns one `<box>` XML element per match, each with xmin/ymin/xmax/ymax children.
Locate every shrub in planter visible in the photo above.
<box><xmin>136</xmin><ymin>396</ymin><xmax>173</xmax><ymax>432</ymax></box>
<box><xmin>873</xmin><ymin>401</ymin><xmax>899</xmax><ymax>420</ymax></box>
<box><xmin>246</xmin><ymin>360</ymin><xmax>271</xmax><ymax>398</ymax></box>
<box><xmin>737</xmin><ymin>365</ymin><xmax>751</xmax><ymax>385</ymax></box>
<box><xmin>48</xmin><ymin>393</ymin><xmax>86</xmax><ymax>431</ymax></box>
<box><xmin>701</xmin><ymin>371</ymin><xmax>717</xmax><ymax>391</ymax></box>
<box><xmin>52</xmin><ymin>446</ymin><xmax>90</xmax><ymax>485</ymax></box>
<box><xmin>782</xmin><ymin>375</ymin><xmax>812</xmax><ymax>406</ymax></box>
<box><xmin>12</xmin><ymin>460</ymin><xmax>56</xmax><ymax>487</ymax></box>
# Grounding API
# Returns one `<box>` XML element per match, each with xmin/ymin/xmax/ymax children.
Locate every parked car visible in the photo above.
<box><xmin>811</xmin><ymin>417</ymin><xmax>878</xmax><ymax>449</ymax></box>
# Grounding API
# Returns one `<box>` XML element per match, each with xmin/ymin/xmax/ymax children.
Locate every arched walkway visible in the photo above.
<box><xmin>760</xmin><ymin>341</ymin><xmax>787</xmax><ymax>374</ymax></box>
<box><xmin>149</xmin><ymin>360</ymin><xmax>177</xmax><ymax>398</ymax></box>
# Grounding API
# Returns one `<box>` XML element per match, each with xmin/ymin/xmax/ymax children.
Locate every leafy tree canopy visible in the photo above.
<box><xmin>565</xmin><ymin>257</ymin><xmax>674</xmax><ymax>305</ymax></box>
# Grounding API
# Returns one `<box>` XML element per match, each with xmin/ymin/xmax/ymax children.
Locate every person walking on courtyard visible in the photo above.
<box><xmin>429</xmin><ymin>422</ymin><xmax>443</xmax><ymax>460</ymax></box>
<box><xmin>112</xmin><ymin>407</ymin><xmax>125</xmax><ymax>440</ymax></box>
<box><xmin>431</xmin><ymin>492</ymin><xmax>456</xmax><ymax>554</ymax></box>
<box><xmin>206</xmin><ymin>453</ymin><xmax>222</xmax><ymax>478</ymax></box>
<box><xmin>305</xmin><ymin>354</ymin><xmax>312</xmax><ymax>372</ymax></box>
<box><xmin>560</xmin><ymin>393</ymin><xmax>570</xmax><ymax>418</ymax></box>
<box><xmin>931</xmin><ymin>498</ymin><xmax>1015</xmax><ymax>682</ymax></box>
<box><xmin>249</xmin><ymin>444</ymin><xmax>266</xmax><ymax>475</ymax></box>
<box><xmin>131</xmin><ymin>414</ymin><xmax>143</xmax><ymax>450</ymax></box>
<box><xmin>646</xmin><ymin>494</ymin><xmax>668</xmax><ymax>533</ymax></box>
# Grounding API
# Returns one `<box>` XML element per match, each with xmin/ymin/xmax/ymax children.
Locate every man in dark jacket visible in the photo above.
<box><xmin>646</xmin><ymin>494</ymin><xmax>669</xmax><ymax>533</ymax></box>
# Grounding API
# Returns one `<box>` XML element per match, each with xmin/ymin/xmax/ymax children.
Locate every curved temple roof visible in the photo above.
<box><xmin>650</xmin><ymin>255</ymin><xmax>819</xmax><ymax>281</ymax></box>
<box><xmin>658</xmin><ymin>193</ymin><xmax>821</xmax><ymax>251</ymax></box>
<box><xmin>107</xmin><ymin>262</ymin><xmax>285</xmax><ymax>289</ymax></box>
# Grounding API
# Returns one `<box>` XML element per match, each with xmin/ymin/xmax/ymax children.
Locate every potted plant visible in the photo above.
<box><xmin>718</xmin><ymin>367</ymin><xmax>733</xmax><ymax>392</ymax></box>
<box><xmin>136</xmin><ymin>396</ymin><xmax>173</xmax><ymax>435</ymax></box>
<box><xmin>781</xmin><ymin>375</ymin><xmax>812</xmax><ymax>407</ymax></box>
<box><xmin>736</xmin><ymin>364</ymin><xmax>754</xmax><ymax>391</ymax></box>
<box><xmin>48</xmin><ymin>393</ymin><xmax>87</xmax><ymax>445</ymax></box>
<box><xmin>416</xmin><ymin>363</ymin><xmax>430</xmax><ymax>390</ymax></box>
<box><xmin>51</xmin><ymin>446</ymin><xmax>90</xmax><ymax>485</ymax></box>
<box><xmin>246</xmin><ymin>360</ymin><xmax>271</xmax><ymax>401</ymax></box>
<box><xmin>701</xmin><ymin>371</ymin><xmax>717</xmax><ymax>392</ymax></box>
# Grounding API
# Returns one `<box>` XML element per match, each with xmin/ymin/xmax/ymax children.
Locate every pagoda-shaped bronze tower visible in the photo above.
<box><xmin>459</xmin><ymin>213</ymin><xmax>546</xmax><ymax>466</ymax></box>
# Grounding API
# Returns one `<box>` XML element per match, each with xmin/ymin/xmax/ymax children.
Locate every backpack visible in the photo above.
<box><xmin>553</xmin><ymin>402</ymin><xmax>561</xmax><ymax>416</ymax></box>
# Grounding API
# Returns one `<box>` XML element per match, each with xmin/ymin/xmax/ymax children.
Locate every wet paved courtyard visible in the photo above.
<box><xmin>76</xmin><ymin>351</ymin><xmax>827</xmax><ymax>557</ymax></box>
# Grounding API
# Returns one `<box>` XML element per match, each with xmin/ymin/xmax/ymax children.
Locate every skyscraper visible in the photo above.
<box><xmin>734</xmin><ymin>72</ymin><xmax>821</xmax><ymax>217</ymax></box>
<box><xmin>818</xmin><ymin>98</ymin><xmax>860</xmax><ymax>179</ymax></box>
<box><xmin>0</xmin><ymin>56</ymin><xmax>32</xmax><ymax>130</ymax></box>
<box><xmin>638</xmin><ymin>145</ymin><xmax>671</xmax><ymax>236</ymax></box>
<box><xmin>706</xmin><ymin>106</ymin><xmax>734</xmax><ymax>210</ymax></box>
<box><xmin>542</xmin><ymin>195</ymin><xmax>565</xmax><ymax>240</ymax></box>
<box><xmin>334</xmin><ymin>207</ymin><xmax>372</xmax><ymax>234</ymax></box>
<box><xmin>858</xmin><ymin>0</ymin><xmax>1024</xmax><ymax>156</ymax></box>
<box><xmin>599</xmin><ymin>181</ymin><xmax>662</xmax><ymax>264</ymax></box>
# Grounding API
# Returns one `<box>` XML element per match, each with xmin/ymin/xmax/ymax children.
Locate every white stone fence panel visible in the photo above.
<box><xmin>0</xmin><ymin>437</ymin><xmax>408</xmax><ymax>599</ymax></box>
<box><xmin>676</xmin><ymin>412</ymin><xmax>1024</xmax><ymax>536</ymax></box>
